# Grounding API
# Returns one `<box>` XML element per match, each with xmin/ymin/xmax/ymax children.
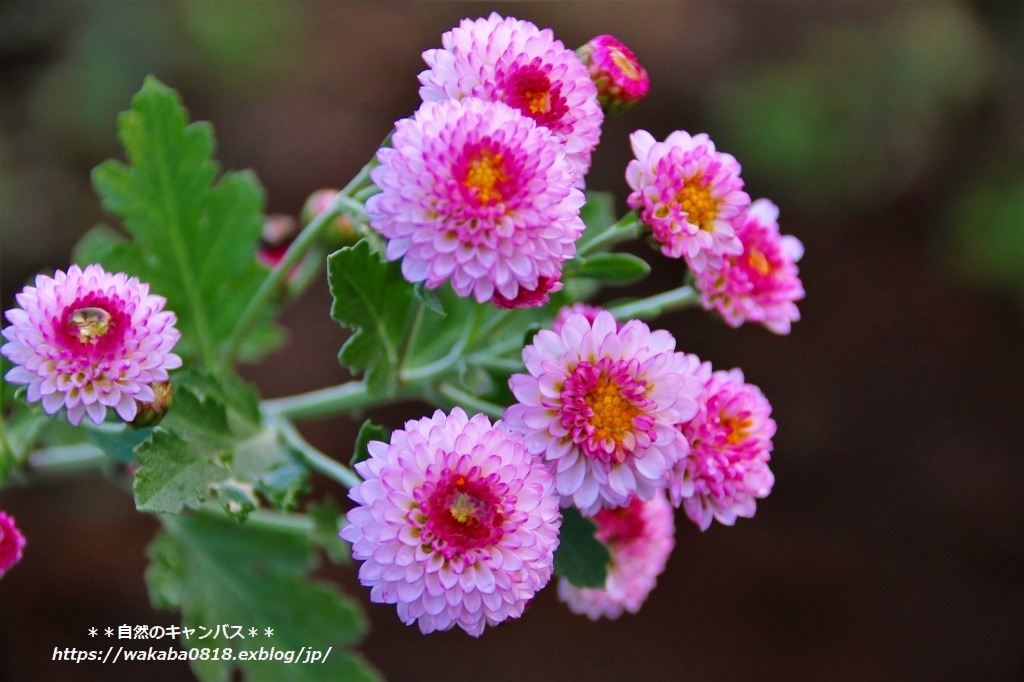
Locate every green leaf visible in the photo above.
<box><xmin>553</xmin><ymin>506</ymin><xmax>611</xmax><ymax>589</ymax></box>
<box><xmin>86</xmin><ymin>75</ymin><xmax>279</xmax><ymax>367</ymax></box>
<box><xmin>577</xmin><ymin>190</ymin><xmax>618</xmax><ymax>251</ymax></box>
<box><xmin>87</xmin><ymin>426</ymin><xmax>153</xmax><ymax>463</ymax></box>
<box><xmin>133</xmin><ymin>386</ymin><xmax>234</xmax><ymax>513</ymax></box>
<box><xmin>327</xmin><ymin>240</ymin><xmax>414</xmax><ymax>395</ymax></box>
<box><xmin>566</xmin><ymin>252</ymin><xmax>651</xmax><ymax>285</ymax></box>
<box><xmin>146</xmin><ymin>513</ymin><xmax>378</xmax><ymax>682</ymax></box>
<box><xmin>413</xmin><ymin>282</ymin><xmax>446</xmax><ymax>317</ymax></box>
<box><xmin>350</xmin><ymin>419</ymin><xmax>387</xmax><ymax>470</ymax></box>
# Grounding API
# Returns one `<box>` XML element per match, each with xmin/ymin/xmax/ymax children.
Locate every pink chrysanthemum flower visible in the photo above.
<box><xmin>576</xmin><ymin>35</ymin><xmax>650</xmax><ymax>115</ymax></box>
<box><xmin>419</xmin><ymin>12</ymin><xmax>604</xmax><ymax>184</ymax></box>
<box><xmin>504</xmin><ymin>311</ymin><xmax>702</xmax><ymax>516</ymax></box>
<box><xmin>1</xmin><ymin>264</ymin><xmax>182</xmax><ymax>426</ymax></box>
<box><xmin>551</xmin><ymin>302</ymin><xmax>607</xmax><ymax>334</ymax></box>
<box><xmin>695</xmin><ymin>199</ymin><xmax>805</xmax><ymax>334</ymax></box>
<box><xmin>0</xmin><ymin>511</ymin><xmax>26</xmax><ymax>579</ymax></box>
<box><xmin>341</xmin><ymin>408</ymin><xmax>561</xmax><ymax>637</ymax></box>
<box><xmin>667</xmin><ymin>365</ymin><xmax>776</xmax><ymax>530</ymax></box>
<box><xmin>366</xmin><ymin>97</ymin><xmax>585</xmax><ymax>304</ymax></box>
<box><xmin>626</xmin><ymin>130</ymin><xmax>749</xmax><ymax>273</ymax></box>
<box><xmin>558</xmin><ymin>490</ymin><xmax>674</xmax><ymax>620</ymax></box>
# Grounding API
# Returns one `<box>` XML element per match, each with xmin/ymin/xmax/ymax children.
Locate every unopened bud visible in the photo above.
<box><xmin>491</xmin><ymin>275</ymin><xmax>563</xmax><ymax>310</ymax></box>
<box><xmin>130</xmin><ymin>381</ymin><xmax>174</xmax><ymax>428</ymax></box>
<box><xmin>257</xmin><ymin>214</ymin><xmax>299</xmax><ymax>268</ymax></box>
<box><xmin>301</xmin><ymin>189</ymin><xmax>360</xmax><ymax>249</ymax></box>
<box><xmin>577</xmin><ymin>35</ymin><xmax>650</xmax><ymax>115</ymax></box>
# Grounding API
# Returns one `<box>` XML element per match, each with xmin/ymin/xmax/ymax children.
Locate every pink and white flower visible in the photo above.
<box><xmin>668</xmin><ymin>365</ymin><xmax>776</xmax><ymax>530</ymax></box>
<box><xmin>626</xmin><ymin>130</ymin><xmax>749</xmax><ymax>273</ymax></box>
<box><xmin>0</xmin><ymin>511</ymin><xmax>26</xmax><ymax>579</ymax></box>
<box><xmin>2</xmin><ymin>264</ymin><xmax>182</xmax><ymax>426</ymax></box>
<box><xmin>504</xmin><ymin>311</ymin><xmax>702</xmax><ymax>516</ymax></box>
<box><xmin>576</xmin><ymin>35</ymin><xmax>650</xmax><ymax>115</ymax></box>
<box><xmin>419</xmin><ymin>12</ymin><xmax>604</xmax><ymax>184</ymax></box>
<box><xmin>695</xmin><ymin>199</ymin><xmax>805</xmax><ymax>334</ymax></box>
<box><xmin>366</xmin><ymin>97</ymin><xmax>585</xmax><ymax>304</ymax></box>
<box><xmin>341</xmin><ymin>408</ymin><xmax>561</xmax><ymax>636</ymax></box>
<box><xmin>558</xmin><ymin>490</ymin><xmax>675</xmax><ymax>620</ymax></box>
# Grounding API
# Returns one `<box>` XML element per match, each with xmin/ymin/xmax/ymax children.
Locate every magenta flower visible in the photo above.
<box><xmin>557</xmin><ymin>490</ymin><xmax>674</xmax><ymax>620</ymax></box>
<box><xmin>551</xmin><ymin>302</ymin><xmax>607</xmax><ymax>333</ymax></box>
<box><xmin>2</xmin><ymin>264</ymin><xmax>182</xmax><ymax>426</ymax></box>
<box><xmin>504</xmin><ymin>311</ymin><xmax>702</xmax><ymax>516</ymax></box>
<box><xmin>695</xmin><ymin>199</ymin><xmax>805</xmax><ymax>334</ymax></box>
<box><xmin>0</xmin><ymin>511</ymin><xmax>26</xmax><ymax>579</ymax></box>
<box><xmin>626</xmin><ymin>129</ymin><xmax>749</xmax><ymax>273</ymax></box>
<box><xmin>419</xmin><ymin>12</ymin><xmax>604</xmax><ymax>184</ymax></box>
<box><xmin>576</xmin><ymin>35</ymin><xmax>650</xmax><ymax>115</ymax></box>
<box><xmin>341</xmin><ymin>408</ymin><xmax>561</xmax><ymax>636</ymax></box>
<box><xmin>667</xmin><ymin>365</ymin><xmax>776</xmax><ymax>530</ymax></box>
<box><xmin>491</xmin><ymin>274</ymin><xmax>562</xmax><ymax>310</ymax></box>
<box><xmin>366</xmin><ymin>97</ymin><xmax>585</xmax><ymax>304</ymax></box>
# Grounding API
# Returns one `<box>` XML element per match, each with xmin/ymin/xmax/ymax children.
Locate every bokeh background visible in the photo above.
<box><xmin>1</xmin><ymin>2</ymin><xmax>1022</xmax><ymax>680</ymax></box>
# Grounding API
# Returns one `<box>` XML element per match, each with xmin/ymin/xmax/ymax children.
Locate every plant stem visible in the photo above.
<box><xmin>606</xmin><ymin>284</ymin><xmax>700</xmax><ymax>320</ymax></box>
<box><xmin>272</xmin><ymin>417</ymin><xmax>362</xmax><ymax>489</ymax></box>
<box><xmin>577</xmin><ymin>211</ymin><xmax>644</xmax><ymax>258</ymax></box>
<box><xmin>198</xmin><ymin>502</ymin><xmax>314</xmax><ymax>536</ymax></box>
<box><xmin>261</xmin><ymin>381</ymin><xmax>379</xmax><ymax>421</ymax></box>
<box><xmin>27</xmin><ymin>443</ymin><xmax>108</xmax><ymax>473</ymax></box>
<box><xmin>435</xmin><ymin>382</ymin><xmax>506</xmax><ymax>420</ymax></box>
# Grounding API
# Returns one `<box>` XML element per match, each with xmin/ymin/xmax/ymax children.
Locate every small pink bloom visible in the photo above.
<box><xmin>341</xmin><ymin>408</ymin><xmax>561</xmax><ymax>636</ymax></box>
<box><xmin>366</xmin><ymin>97</ymin><xmax>585</xmax><ymax>304</ymax></box>
<box><xmin>551</xmin><ymin>302</ymin><xmax>607</xmax><ymax>333</ymax></box>
<box><xmin>626</xmin><ymin>130</ymin><xmax>749</xmax><ymax>273</ymax></box>
<box><xmin>419</xmin><ymin>12</ymin><xmax>604</xmax><ymax>184</ymax></box>
<box><xmin>577</xmin><ymin>35</ymin><xmax>650</xmax><ymax>115</ymax></box>
<box><xmin>668</xmin><ymin>366</ymin><xmax>776</xmax><ymax>530</ymax></box>
<box><xmin>0</xmin><ymin>511</ymin><xmax>26</xmax><ymax>578</ymax></box>
<box><xmin>491</xmin><ymin>274</ymin><xmax>562</xmax><ymax>310</ymax></box>
<box><xmin>695</xmin><ymin>198</ymin><xmax>805</xmax><ymax>334</ymax></box>
<box><xmin>558</xmin><ymin>490</ymin><xmax>675</xmax><ymax>619</ymax></box>
<box><xmin>504</xmin><ymin>311</ymin><xmax>702</xmax><ymax>516</ymax></box>
<box><xmin>2</xmin><ymin>264</ymin><xmax>182</xmax><ymax>426</ymax></box>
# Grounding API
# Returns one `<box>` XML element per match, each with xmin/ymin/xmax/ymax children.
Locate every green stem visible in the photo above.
<box><xmin>198</xmin><ymin>502</ymin><xmax>314</xmax><ymax>536</ymax></box>
<box><xmin>221</xmin><ymin>160</ymin><xmax>376</xmax><ymax>367</ymax></box>
<box><xmin>261</xmin><ymin>381</ymin><xmax>378</xmax><ymax>421</ymax></box>
<box><xmin>435</xmin><ymin>382</ymin><xmax>506</xmax><ymax>420</ymax></box>
<box><xmin>606</xmin><ymin>284</ymin><xmax>700</xmax><ymax>320</ymax></box>
<box><xmin>272</xmin><ymin>417</ymin><xmax>362</xmax><ymax>489</ymax></box>
<box><xmin>577</xmin><ymin>211</ymin><xmax>644</xmax><ymax>258</ymax></box>
<box><xmin>27</xmin><ymin>443</ymin><xmax>108</xmax><ymax>473</ymax></box>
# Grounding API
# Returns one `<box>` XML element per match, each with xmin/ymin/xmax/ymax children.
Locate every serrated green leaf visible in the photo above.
<box><xmin>350</xmin><ymin>419</ymin><xmax>387</xmax><ymax>470</ymax></box>
<box><xmin>146</xmin><ymin>514</ymin><xmax>378</xmax><ymax>682</ymax></box>
<box><xmin>133</xmin><ymin>387</ymin><xmax>234</xmax><ymax>513</ymax></box>
<box><xmin>567</xmin><ymin>252</ymin><xmax>651</xmax><ymax>285</ymax></box>
<box><xmin>87</xmin><ymin>426</ymin><xmax>152</xmax><ymax>463</ymax></box>
<box><xmin>553</xmin><ymin>506</ymin><xmax>611</xmax><ymax>589</ymax></box>
<box><xmin>327</xmin><ymin>240</ymin><xmax>414</xmax><ymax>394</ymax></box>
<box><xmin>87</xmin><ymin>75</ymin><xmax>279</xmax><ymax>366</ymax></box>
<box><xmin>413</xmin><ymin>282</ymin><xmax>446</xmax><ymax>317</ymax></box>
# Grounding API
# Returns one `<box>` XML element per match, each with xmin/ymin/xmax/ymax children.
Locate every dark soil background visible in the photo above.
<box><xmin>1</xmin><ymin>2</ymin><xmax>1022</xmax><ymax>681</ymax></box>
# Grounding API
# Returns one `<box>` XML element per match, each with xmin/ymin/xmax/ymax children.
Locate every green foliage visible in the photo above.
<box><xmin>553</xmin><ymin>506</ymin><xmax>611</xmax><ymax>589</ymax></box>
<box><xmin>350</xmin><ymin>419</ymin><xmax>388</xmax><ymax>470</ymax></box>
<box><xmin>567</xmin><ymin>252</ymin><xmax>651</xmax><ymax>285</ymax></box>
<box><xmin>327</xmin><ymin>240</ymin><xmax>414</xmax><ymax>395</ymax></box>
<box><xmin>76</xmin><ymin>75</ymin><xmax>279</xmax><ymax>367</ymax></box>
<box><xmin>132</xmin><ymin>373</ymin><xmax>307</xmax><ymax>517</ymax></box>
<box><xmin>308</xmin><ymin>498</ymin><xmax>352</xmax><ymax>564</ymax></box>
<box><xmin>146</xmin><ymin>513</ymin><xmax>378</xmax><ymax>682</ymax></box>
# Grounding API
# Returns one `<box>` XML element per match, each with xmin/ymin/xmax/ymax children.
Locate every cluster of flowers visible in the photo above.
<box><xmin>0</xmin><ymin>13</ymin><xmax>804</xmax><ymax>640</ymax></box>
<box><xmin>341</xmin><ymin>14</ymin><xmax>801</xmax><ymax>635</ymax></box>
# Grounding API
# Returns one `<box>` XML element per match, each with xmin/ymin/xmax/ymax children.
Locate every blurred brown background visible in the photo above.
<box><xmin>1</xmin><ymin>2</ymin><xmax>1022</xmax><ymax>681</ymax></box>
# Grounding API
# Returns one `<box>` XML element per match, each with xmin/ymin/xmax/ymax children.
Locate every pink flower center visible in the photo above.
<box><xmin>504</xmin><ymin>62</ymin><xmax>568</xmax><ymax>130</ymax></box>
<box><xmin>421</xmin><ymin>470</ymin><xmax>506</xmax><ymax>558</ymax></box>
<box><xmin>561</xmin><ymin>357</ymin><xmax>655</xmax><ymax>463</ymax></box>
<box><xmin>675</xmin><ymin>173</ymin><xmax>718</xmax><ymax>232</ymax></box>
<box><xmin>56</xmin><ymin>295</ymin><xmax>129</xmax><ymax>359</ymax></box>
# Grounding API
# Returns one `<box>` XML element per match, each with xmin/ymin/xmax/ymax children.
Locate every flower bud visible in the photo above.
<box><xmin>491</xmin><ymin>274</ymin><xmax>562</xmax><ymax>310</ymax></box>
<box><xmin>577</xmin><ymin>35</ymin><xmax>650</xmax><ymax>115</ymax></box>
<box><xmin>301</xmin><ymin>189</ymin><xmax>360</xmax><ymax>250</ymax></box>
<box><xmin>130</xmin><ymin>380</ymin><xmax>174</xmax><ymax>428</ymax></box>
<box><xmin>0</xmin><ymin>511</ymin><xmax>26</xmax><ymax>579</ymax></box>
<box><xmin>257</xmin><ymin>214</ymin><xmax>300</xmax><ymax>268</ymax></box>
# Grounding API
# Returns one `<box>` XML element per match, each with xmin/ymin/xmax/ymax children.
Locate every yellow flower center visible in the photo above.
<box><xmin>610</xmin><ymin>48</ymin><xmax>640</xmax><ymax>80</ymax></box>
<box><xmin>585</xmin><ymin>374</ymin><xmax>639</xmax><ymax>444</ymax></box>
<box><xmin>67</xmin><ymin>307</ymin><xmax>112</xmax><ymax>344</ymax></box>
<box><xmin>463</xmin><ymin>150</ymin><xmax>508</xmax><ymax>205</ymax></box>
<box><xmin>524</xmin><ymin>88</ymin><xmax>552</xmax><ymax>115</ymax></box>
<box><xmin>722</xmin><ymin>413</ymin><xmax>753</xmax><ymax>446</ymax></box>
<box><xmin>747</xmin><ymin>248</ymin><xmax>772</xmax><ymax>275</ymax></box>
<box><xmin>676</xmin><ymin>174</ymin><xmax>718</xmax><ymax>231</ymax></box>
